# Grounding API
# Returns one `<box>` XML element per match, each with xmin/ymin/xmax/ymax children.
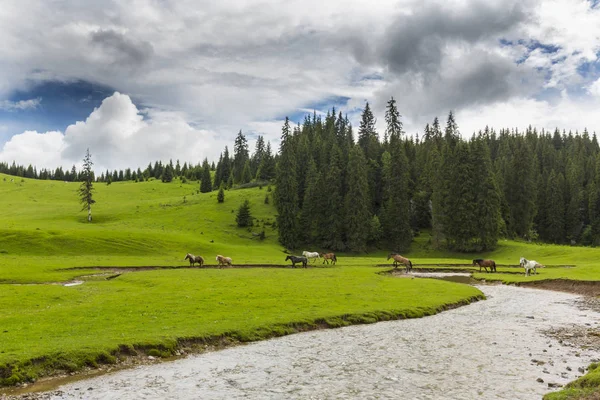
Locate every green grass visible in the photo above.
<box><xmin>544</xmin><ymin>363</ymin><xmax>600</xmax><ymax>400</ymax></box>
<box><xmin>0</xmin><ymin>267</ymin><xmax>481</xmax><ymax>385</ymax></box>
<box><xmin>1</xmin><ymin>173</ymin><xmax>600</xmax><ymax>397</ymax></box>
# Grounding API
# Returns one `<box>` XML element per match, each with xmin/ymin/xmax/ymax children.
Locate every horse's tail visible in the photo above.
<box><xmin>409</xmin><ymin>260</ymin><xmax>413</xmax><ymax>269</ymax></box>
<box><xmin>333</xmin><ymin>254</ymin><xmax>337</xmax><ymax>262</ymax></box>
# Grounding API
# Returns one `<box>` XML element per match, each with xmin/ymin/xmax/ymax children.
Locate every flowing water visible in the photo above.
<box><xmin>15</xmin><ymin>281</ymin><xmax>600</xmax><ymax>400</ymax></box>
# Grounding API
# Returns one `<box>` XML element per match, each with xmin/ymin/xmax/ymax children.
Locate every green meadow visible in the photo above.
<box><xmin>0</xmin><ymin>172</ymin><xmax>599</xmax><ymax>398</ymax></box>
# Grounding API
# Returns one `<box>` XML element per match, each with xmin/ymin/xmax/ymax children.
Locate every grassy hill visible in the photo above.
<box><xmin>1</xmin><ymin>172</ymin><xmax>600</xmax><ymax>398</ymax></box>
<box><xmin>0</xmin><ymin>173</ymin><xmax>282</xmax><ymax>282</ymax></box>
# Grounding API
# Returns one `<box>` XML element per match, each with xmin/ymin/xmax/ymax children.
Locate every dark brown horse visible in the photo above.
<box><xmin>216</xmin><ymin>255</ymin><xmax>232</xmax><ymax>268</ymax></box>
<box><xmin>472</xmin><ymin>259</ymin><xmax>496</xmax><ymax>273</ymax></box>
<box><xmin>185</xmin><ymin>253</ymin><xmax>204</xmax><ymax>267</ymax></box>
<box><xmin>320</xmin><ymin>253</ymin><xmax>337</xmax><ymax>265</ymax></box>
<box><xmin>387</xmin><ymin>253</ymin><xmax>413</xmax><ymax>272</ymax></box>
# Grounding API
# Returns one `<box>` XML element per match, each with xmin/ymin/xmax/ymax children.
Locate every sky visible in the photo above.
<box><xmin>0</xmin><ymin>0</ymin><xmax>599</xmax><ymax>172</ymax></box>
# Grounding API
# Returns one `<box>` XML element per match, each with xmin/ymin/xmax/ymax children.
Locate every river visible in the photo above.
<box><xmin>10</xmin><ymin>281</ymin><xmax>600</xmax><ymax>399</ymax></box>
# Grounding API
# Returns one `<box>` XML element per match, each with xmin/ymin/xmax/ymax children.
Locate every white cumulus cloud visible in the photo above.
<box><xmin>0</xmin><ymin>92</ymin><xmax>231</xmax><ymax>172</ymax></box>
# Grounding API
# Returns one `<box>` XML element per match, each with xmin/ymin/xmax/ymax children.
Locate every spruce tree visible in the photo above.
<box><xmin>472</xmin><ymin>139</ymin><xmax>501</xmax><ymax>250</ymax></box>
<box><xmin>161</xmin><ymin>164</ymin><xmax>174</xmax><ymax>182</ymax></box>
<box><xmin>324</xmin><ymin>144</ymin><xmax>345</xmax><ymax>250</ymax></box>
<box><xmin>546</xmin><ymin>170</ymin><xmax>566</xmax><ymax>243</ymax></box>
<box><xmin>78</xmin><ymin>148</ymin><xmax>96</xmax><ymax>222</ymax></box>
<box><xmin>217</xmin><ymin>183</ymin><xmax>225</xmax><ymax>203</ymax></box>
<box><xmin>298</xmin><ymin>159</ymin><xmax>320</xmax><ymax>244</ymax></box>
<box><xmin>241</xmin><ymin>160</ymin><xmax>252</xmax><ymax>184</ymax></box>
<box><xmin>200</xmin><ymin>158</ymin><xmax>212</xmax><ymax>193</ymax></box>
<box><xmin>236</xmin><ymin>199</ymin><xmax>252</xmax><ymax>227</ymax></box>
<box><xmin>274</xmin><ymin>117</ymin><xmax>299</xmax><ymax>249</ymax></box>
<box><xmin>344</xmin><ymin>145</ymin><xmax>371</xmax><ymax>252</ymax></box>
<box><xmin>382</xmin><ymin>123</ymin><xmax>413</xmax><ymax>251</ymax></box>
<box><xmin>233</xmin><ymin>130</ymin><xmax>249</xmax><ymax>183</ymax></box>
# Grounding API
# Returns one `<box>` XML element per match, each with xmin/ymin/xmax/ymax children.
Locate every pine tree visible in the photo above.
<box><xmin>344</xmin><ymin>145</ymin><xmax>371</xmax><ymax>252</ymax></box>
<box><xmin>78</xmin><ymin>148</ymin><xmax>96</xmax><ymax>222</ymax></box>
<box><xmin>472</xmin><ymin>139</ymin><xmax>501</xmax><ymax>250</ymax></box>
<box><xmin>546</xmin><ymin>170</ymin><xmax>566</xmax><ymax>243</ymax></box>
<box><xmin>241</xmin><ymin>160</ymin><xmax>252</xmax><ymax>184</ymax></box>
<box><xmin>161</xmin><ymin>164</ymin><xmax>174</xmax><ymax>182</ymax></box>
<box><xmin>233</xmin><ymin>131</ymin><xmax>249</xmax><ymax>183</ymax></box>
<box><xmin>382</xmin><ymin>124</ymin><xmax>412</xmax><ymax>251</ymax></box>
<box><xmin>298</xmin><ymin>159</ymin><xmax>320</xmax><ymax>244</ymax></box>
<box><xmin>217</xmin><ymin>183</ymin><xmax>225</xmax><ymax>203</ymax></box>
<box><xmin>200</xmin><ymin>158</ymin><xmax>212</xmax><ymax>193</ymax></box>
<box><xmin>274</xmin><ymin>117</ymin><xmax>299</xmax><ymax>249</ymax></box>
<box><xmin>236</xmin><ymin>199</ymin><xmax>252</xmax><ymax>227</ymax></box>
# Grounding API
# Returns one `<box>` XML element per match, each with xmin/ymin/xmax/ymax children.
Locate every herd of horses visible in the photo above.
<box><xmin>186</xmin><ymin>253</ymin><xmax>544</xmax><ymax>275</ymax></box>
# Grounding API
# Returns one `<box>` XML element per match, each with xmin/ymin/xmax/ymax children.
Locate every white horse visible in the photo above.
<box><xmin>302</xmin><ymin>251</ymin><xmax>320</xmax><ymax>263</ymax></box>
<box><xmin>520</xmin><ymin>257</ymin><xmax>544</xmax><ymax>276</ymax></box>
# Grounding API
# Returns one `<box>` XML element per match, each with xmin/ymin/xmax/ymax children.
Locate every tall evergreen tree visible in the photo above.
<box><xmin>236</xmin><ymin>199</ymin><xmax>252</xmax><ymax>227</ymax></box>
<box><xmin>233</xmin><ymin>130</ymin><xmax>249</xmax><ymax>183</ymax></box>
<box><xmin>546</xmin><ymin>170</ymin><xmax>566</xmax><ymax>243</ymax></box>
<box><xmin>274</xmin><ymin>117</ymin><xmax>299</xmax><ymax>249</ymax></box>
<box><xmin>78</xmin><ymin>149</ymin><xmax>96</xmax><ymax>222</ymax></box>
<box><xmin>200</xmin><ymin>158</ymin><xmax>212</xmax><ymax>193</ymax></box>
<box><xmin>382</xmin><ymin>120</ymin><xmax>413</xmax><ymax>251</ymax></box>
<box><xmin>344</xmin><ymin>145</ymin><xmax>371</xmax><ymax>252</ymax></box>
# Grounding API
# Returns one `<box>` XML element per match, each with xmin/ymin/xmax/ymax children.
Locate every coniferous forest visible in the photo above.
<box><xmin>2</xmin><ymin>97</ymin><xmax>600</xmax><ymax>253</ymax></box>
<box><xmin>273</xmin><ymin>98</ymin><xmax>600</xmax><ymax>253</ymax></box>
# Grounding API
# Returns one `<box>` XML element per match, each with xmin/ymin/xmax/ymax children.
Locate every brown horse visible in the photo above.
<box><xmin>216</xmin><ymin>255</ymin><xmax>232</xmax><ymax>268</ymax></box>
<box><xmin>472</xmin><ymin>259</ymin><xmax>496</xmax><ymax>273</ymax></box>
<box><xmin>320</xmin><ymin>253</ymin><xmax>337</xmax><ymax>265</ymax></box>
<box><xmin>387</xmin><ymin>253</ymin><xmax>413</xmax><ymax>272</ymax></box>
<box><xmin>185</xmin><ymin>253</ymin><xmax>204</xmax><ymax>267</ymax></box>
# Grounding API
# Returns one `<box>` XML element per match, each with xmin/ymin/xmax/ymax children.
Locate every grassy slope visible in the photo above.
<box><xmin>1</xmin><ymin>173</ymin><xmax>600</xmax><ymax>397</ymax></box>
<box><xmin>0</xmin><ymin>173</ymin><xmax>482</xmax><ymax>386</ymax></box>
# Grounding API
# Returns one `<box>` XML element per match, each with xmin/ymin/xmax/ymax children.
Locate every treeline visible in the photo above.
<box><xmin>0</xmin><ymin>132</ymin><xmax>277</xmax><ymax>189</ymax></box>
<box><xmin>273</xmin><ymin>98</ymin><xmax>600</xmax><ymax>252</ymax></box>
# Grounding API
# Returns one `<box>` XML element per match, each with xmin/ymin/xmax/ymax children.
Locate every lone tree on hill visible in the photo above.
<box><xmin>236</xmin><ymin>199</ymin><xmax>252</xmax><ymax>227</ymax></box>
<box><xmin>217</xmin><ymin>183</ymin><xmax>225</xmax><ymax>203</ymax></box>
<box><xmin>78</xmin><ymin>148</ymin><xmax>96</xmax><ymax>222</ymax></box>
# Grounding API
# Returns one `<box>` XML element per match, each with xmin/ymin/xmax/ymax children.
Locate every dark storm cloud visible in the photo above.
<box><xmin>345</xmin><ymin>0</ymin><xmax>541</xmax><ymax>128</ymax></box>
<box><xmin>90</xmin><ymin>29</ymin><xmax>154</xmax><ymax>66</ymax></box>
<box><xmin>351</xmin><ymin>1</ymin><xmax>530</xmax><ymax>75</ymax></box>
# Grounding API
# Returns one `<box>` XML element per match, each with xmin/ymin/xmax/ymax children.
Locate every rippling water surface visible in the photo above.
<box><xmin>39</xmin><ymin>283</ymin><xmax>600</xmax><ymax>400</ymax></box>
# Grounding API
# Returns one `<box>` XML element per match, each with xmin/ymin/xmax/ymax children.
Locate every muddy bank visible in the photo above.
<box><xmin>4</xmin><ymin>285</ymin><xmax>600</xmax><ymax>400</ymax></box>
<box><xmin>518</xmin><ymin>279</ymin><xmax>600</xmax><ymax>297</ymax></box>
<box><xmin>59</xmin><ymin>264</ymin><xmax>327</xmax><ymax>272</ymax></box>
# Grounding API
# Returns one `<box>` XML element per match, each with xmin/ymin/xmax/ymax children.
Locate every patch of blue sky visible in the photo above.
<box><xmin>281</xmin><ymin>95</ymin><xmax>351</xmax><ymax>124</ymax></box>
<box><xmin>0</xmin><ymin>80</ymin><xmax>117</xmax><ymax>135</ymax></box>
<box><xmin>576</xmin><ymin>54</ymin><xmax>600</xmax><ymax>79</ymax></box>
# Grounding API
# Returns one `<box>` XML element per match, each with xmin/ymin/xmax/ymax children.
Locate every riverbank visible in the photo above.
<box><xmin>0</xmin><ymin>267</ymin><xmax>482</xmax><ymax>391</ymax></box>
<box><xmin>4</xmin><ymin>284</ymin><xmax>599</xmax><ymax>400</ymax></box>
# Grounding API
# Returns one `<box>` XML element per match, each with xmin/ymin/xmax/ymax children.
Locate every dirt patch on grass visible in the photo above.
<box><xmin>519</xmin><ymin>279</ymin><xmax>600</xmax><ymax>297</ymax></box>
<box><xmin>60</xmin><ymin>264</ymin><xmax>326</xmax><ymax>272</ymax></box>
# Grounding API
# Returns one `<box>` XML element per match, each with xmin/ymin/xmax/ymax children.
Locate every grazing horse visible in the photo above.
<box><xmin>285</xmin><ymin>255</ymin><xmax>308</xmax><ymax>268</ymax></box>
<box><xmin>216</xmin><ymin>255</ymin><xmax>232</xmax><ymax>268</ymax></box>
<box><xmin>472</xmin><ymin>259</ymin><xmax>496</xmax><ymax>273</ymax></box>
<box><xmin>184</xmin><ymin>253</ymin><xmax>205</xmax><ymax>267</ymax></box>
<box><xmin>387</xmin><ymin>253</ymin><xmax>413</xmax><ymax>273</ymax></box>
<box><xmin>302</xmin><ymin>251</ymin><xmax>320</xmax><ymax>263</ymax></box>
<box><xmin>320</xmin><ymin>253</ymin><xmax>337</xmax><ymax>265</ymax></box>
<box><xmin>520</xmin><ymin>257</ymin><xmax>544</xmax><ymax>276</ymax></box>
